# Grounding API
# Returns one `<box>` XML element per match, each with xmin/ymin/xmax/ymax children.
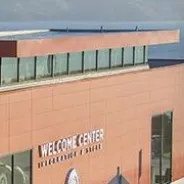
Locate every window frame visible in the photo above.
<box><xmin>151</xmin><ymin>111</ymin><xmax>173</xmax><ymax>184</ymax></box>
<box><xmin>0</xmin><ymin>149</ymin><xmax>32</xmax><ymax>184</ymax></box>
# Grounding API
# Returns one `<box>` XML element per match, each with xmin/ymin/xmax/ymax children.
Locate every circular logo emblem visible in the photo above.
<box><xmin>65</xmin><ymin>169</ymin><xmax>80</xmax><ymax>184</ymax></box>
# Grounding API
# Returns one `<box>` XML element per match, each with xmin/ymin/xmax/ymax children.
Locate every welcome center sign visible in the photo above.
<box><xmin>38</xmin><ymin>129</ymin><xmax>104</xmax><ymax>168</ymax></box>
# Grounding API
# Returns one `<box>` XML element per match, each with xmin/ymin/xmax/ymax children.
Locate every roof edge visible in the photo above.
<box><xmin>0</xmin><ymin>29</ymin><xmax>180</xmax><ymax>58</ymax></box>
<box><xmin>0</xmin><ymin>30</ymin><xmax>49</xmax><ymax>37</ymax></box>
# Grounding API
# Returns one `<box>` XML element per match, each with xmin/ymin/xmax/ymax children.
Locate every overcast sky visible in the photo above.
<box><xmin>0</xmin><ymin>0</ymin><xmax>184</xmax><ymax>21</ymax></box>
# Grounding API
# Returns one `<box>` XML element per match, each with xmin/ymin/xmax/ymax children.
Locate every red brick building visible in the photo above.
<box><xmin>0</xmin><ymin>28</ymin><xmax>183</xmax><ymax>184</ymax></box>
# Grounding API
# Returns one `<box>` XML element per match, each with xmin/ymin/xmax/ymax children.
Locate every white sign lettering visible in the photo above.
<box><xmin>38</xmin><ymin>129</ymin><xmax>104</xmax><ymax>158</ymax></box>
<box><xmin>38</xmin><ymin>129</ymin><xmax>104</xmax><ymax>168</ymax></box>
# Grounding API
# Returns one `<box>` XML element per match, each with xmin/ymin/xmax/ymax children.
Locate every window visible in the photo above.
<box><xmin>0</xmin><ymin>150</ymin><xmax>32</xmax><ymax>184</ymax></box>
<box><xmin>151</xmin><ymin>112</ymin><xmax>172</xmax><ymax>184</ymax></box>
<box><xmin>124</xmin><ymin>47</ymin><xmax>134</xmax><ymax>66</ymax></box>
<box><xmin>36</xmin><ymin>55</ymin><xmax>52</xmax><ymax>79</ymax></box>
<box><xmin>53</xmin><ymin>54</ymin><xmax>68</xmax><ymax>76</ymax></box>
<box><xmin>1</xmin><ymin>58</ymin><xmax>18</xmax><ymax>84</ymax></box>
<box><xmin>111</xmin><ymin>48</ymin><xmax>123</xmax><ymax>67</ymax></box>
<box><xmin>97</xmin><ymin>49</ymin><xmax>110</xmax><ymax>69</ymax></box>
<box><xmin>0</xmin><ymin>47</ymin><xmax>149</xmax><ymax>87</ymax></box>
<box><xmin>19</xmin><ymin>57</ymin><xmax>35</xmax><ymax>81</ymax></box>
<box><xmin>84</xmin><ymin>50</ymin><xmax>96</xmax><ymax>71</ymax></box>
<box><xmin>69</xmin><ymin>52</ymin><xmax>82</xmax><ymax>74</ymax></box>
<box><xmin>0</xmin><ymin>154</ymin><xmax>12</xmax><ymax>184</ymax></box>
<box><xmin>135</xmin><ymin>46</ymin><xmax>144</xmax><ymax>64</ymax></box>
<box><xmin>14</xmin><ymin>150</ymin><xmax>32</xmax><ymax>184</ymax></box>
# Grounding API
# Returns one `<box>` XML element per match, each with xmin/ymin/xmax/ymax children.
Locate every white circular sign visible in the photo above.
<box><xmin>65</xmin><ymin>169</ymin><xmax>80</xmax><ymax>184</ymax></box>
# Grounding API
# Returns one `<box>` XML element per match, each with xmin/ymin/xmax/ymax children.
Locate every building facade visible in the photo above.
<box><xmin>0</xmin><ymin>29</ymin><xmax>183</xmax><ymax>184</ymax></box>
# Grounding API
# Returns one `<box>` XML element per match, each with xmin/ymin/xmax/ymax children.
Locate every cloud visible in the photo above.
<box><xmin>0</xmin><ymin>0</ymin><xmax>184</xmax><ymax>21</ymax></box>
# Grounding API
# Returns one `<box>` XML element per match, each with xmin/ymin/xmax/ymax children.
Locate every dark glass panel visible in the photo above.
<box><xmin>124</xmin><ymin>47</ymin><xmax>134</xmax><ymax>66</ymax></box>
<box><xmin>152</xmin><ymin>115</ymin><xmax>162</xmax><ymax>136</ymax></box>
<box><xmin>53</xmin><ymin>54</ymin><xmax>67</xmax><ymax>76</ymax></box>
<box><xmin>151</xmin><ymin>112</ymin><xmax>173</xmax><ymax>184</ymax></box>
<box><xmin>14</xmin><ymin>150</ymin><xmax>31</xmax><ymax>184</ymax></box>
<box><xmin>0</xmin><ymin>155</ymin><xmax>12</xmax><ymax>184</ymax></box>
<box><xmin>98</xmin><ymin>49</ymin><xmax>109</xmax><ymax>69</ymax></box>
<box><xmin>151</xmin><ymin>115</ymin><xmax>162</xmax><ymax>184</ymax></box>
<box><xmin>69</xmin><ymin>52</ymin><xmax>82</xmax><ymax>73</ymax></box>
<box><xmin>36</xmin><ymin>55</ymin><xmax>52</xmax><ymax>79</ymax></box>
<box><xmin>162</xmin><ymin>112</ymin><xmax>172</xmax><ymax>183</ymax></box>
<box><xmin>19</xmin><ymin>57</ymin><xmax>35</xmax><ymax>81</ymax></box>
<box><xmin>84</xmin><ymin>50</ymin><xmax>96</xmax><ymax>71</ymax></box>
<box><xmin>111</xmin><ymin>48</ymin><xmax>122</xmax><ymax>67</ymax></box>
<box><xmin>1</xmin><ymin>58</ymin><xmax>17</xmax><ymax>84</ymax></box>
<box><xmin>135</xmin><ymin>46</ymin><xmax>144</xmax><ymax>64</ymax></box>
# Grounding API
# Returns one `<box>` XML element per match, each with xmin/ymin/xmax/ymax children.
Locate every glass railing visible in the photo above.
<box><xmin>0</xmin><ymin>46</ymin><xmax>148</xmax><ymax>86</ymax></box>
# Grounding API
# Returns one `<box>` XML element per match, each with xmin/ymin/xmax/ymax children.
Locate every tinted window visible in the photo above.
<box><xmin>162</xmin><ymin>112</ymin><xmax>172</xmax><ymax>184</ymax></box>
<box><xmin>36</xmin><ymin>55</ymin><xmax>52</xmax><ymax>79</ymax></box>
<box><xmin>111</xmin><ymin>48</ymin><xmax>122</xmax><ymax>67</ymax></box>
<box><xmin>151</xmin><ymin>112</ymin><xmax>172</xmax><ymax>184</ymax></box>
<box><xmin>135</xmin><ymin>46</ymin><xmax>144</xmax><ymax>64</ymax></box>
<box><xmin>14</xmin><ymin>150</ymin><xmax>32</xmax><ymax>184</ymax></box>
<box><xmin>0</xmin><ymin>150</ymin><xmax>32</xmax><ymax>184</ymax></box>
<box><xmin>97</xmin><ymin>49</ymin><xmax>109</xmax><ymax>69</ymax></box>
<box><xmin>124</xmin><ymin>47</ymin><xmax>134</xmax><ymax>66</ymax></box>
<box><xmin>84</xmin><ymin>50</ymin><xmax>96</xmax><ymax>71</ymax></box>
<box><xmin>152</xmin><ymin>115</ymin><xmax>162</xmax><ymax>136</ymax></box>
<box><xmin>1</xmin><ymin>58</ymin><xmax>17</xmax><ymax>84</ymax></box>
<box><xmin>69</xmin><ymin>52</ymin><xmax>82</xmax><ymax>73</ymax></box>
<box><xmin>0</xmin><ymin>155</ymin><xmax>12</xmax><ymax>184</ymax></box>
<box><xmin>53</xmin><ymin>54</ymin><xmax>67</xmax><ymax>76</ymax></box>
<box><xmin>19</xmin><ymin>57</ymin><xmax>35</xmax><ymax>81</ymax></box>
